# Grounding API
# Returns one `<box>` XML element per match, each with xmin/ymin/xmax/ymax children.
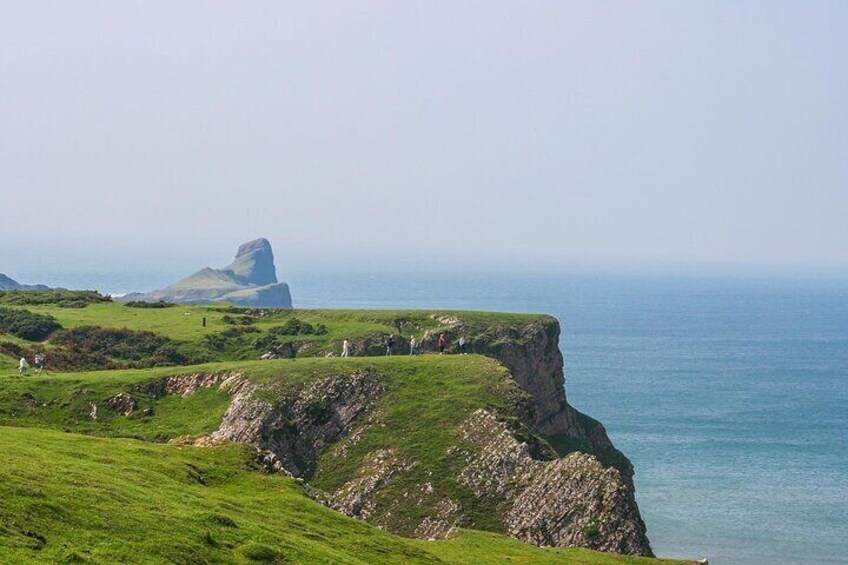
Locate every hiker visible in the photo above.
<box><xmin>458</xmin><ymin>336</ymin><xmax>467</xmax><ymax>355</ymax></box>
<box><xmin>18</xmin><ymin>357</ymin><xmax>29</xmax><ymax>376</ymax></box>
<box><xmin>409</xmin><ymin>336</ymin><xmax>417</xmax><ymax>356</ymax></box>
<box><xmin>33</xmin><ymin>354</ymin><xmax>44</xmax><ymax>373</ymax></box>
<box><xmin>437</xmin><ymin>334</ymin><xmax>447</xmax><ymax>355</ymax></box>
<box><xmin>385</xmin><ymin>335</ymin><xmax>395</xmax><ymax>356</ymax></box>
<box><xmin>341</xmin><ymin>339</ymin><xmax>351</xmax><ymax>358</ymax></box>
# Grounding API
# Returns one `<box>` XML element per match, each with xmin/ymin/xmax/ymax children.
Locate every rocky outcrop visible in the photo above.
<box><xmin>329</xmin><ymin>448</ymin><xmax>417</xmax><ymax>520</ymax></box>
<box><xmin>104</xmin><ymin>392</ymin><xmax>138</xmax><ymax>416</ymax></box>
<box><xmin>119</xmin><ymin>238</ymin><xmax>292</xmax><ymax>308</ymax></box>
<box><xmin>211</xmin><ymin>371</ymin><xmax>382</xmax><ymax>478</ymax></box>
<box><xmin>458</xmin><ymin>409</ymin><xmax>650</xmax><ymax>555</ymax></box>
<box><xmin>419</xmin><ymin>315</ymin><xmax>633</xmax><ymax>475</ymax></box>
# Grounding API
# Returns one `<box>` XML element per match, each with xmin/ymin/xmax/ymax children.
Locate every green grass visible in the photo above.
<box><xmin>9</xmin><ymin>303</ymin><xmax>543</xmax><ymax>348</ymax></box>
<box><xmin>0</xmin><ymin>426</ymin><xmax>687</xmax><ymax>565</ymax></box>
<box><xmin>1</xmin><ymin>303</ymin><xmax>551</xmax><ymax>368</ymax></box>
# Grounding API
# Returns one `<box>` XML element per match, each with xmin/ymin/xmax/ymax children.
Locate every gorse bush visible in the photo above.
<box><xmin>49</xmin><ymin>326</ymin><xmax>194</xmax><ymax>369</ymax></box>
<box><xmin>221</xmin><ymin>315</ymin><xmax>255</xmax><ymax>326</ymax></box>
<box><xmin>124</xmin><ymin>300</ymin><xmax>175</xmax><ymax>309</ymax></box>
<box><xmin>0</xmin><ymin>307</ymin><xmax>62</xmax><ymax>341</ymax></box>
<box><xmin>269</xmin><ymin>318</ymin><xmax>328</xmax><ymax>336</ymax></box>
<box><xmin>0</xmin><ymin>290</ymin><xmax>111</xmax><ymax>308</ymax></box>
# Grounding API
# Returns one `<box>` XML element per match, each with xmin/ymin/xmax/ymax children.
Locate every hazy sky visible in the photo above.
<box><xmin>1</xmin><ymin>1</ymin><xmax>846</xmax><ymax>278</ymax></box>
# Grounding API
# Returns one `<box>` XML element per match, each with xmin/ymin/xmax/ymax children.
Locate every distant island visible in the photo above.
<box><xmin>0</xmin><ymin>273</ymin><xmax>50</xmax><ymax>292</ymax></box>
<box><xmin>119</xmin><ymin>238</ymin><xmax>292</xmax><ymax>308</ymax></box>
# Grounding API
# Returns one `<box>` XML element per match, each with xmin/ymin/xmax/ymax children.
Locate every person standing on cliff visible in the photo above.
<box><xmin>385</xmin><ymin>335</ymin><xmax>395</xmax><ymax>356</ymax></box>
<box><xmin>341</xmin><ymin>339</ymin><xmax>351</xmax><ymax>358</ymax></box>
<box><xmin>458</xmin><ymin>336</ymin><xmax>467</xmax><ymax>355</ymax></box>
<box><xmin>437</xmin><ymin>334</ymin><xmax>447</xmax><ymax>355</ymax></box>
<box><xmin>409</xmin><ymin>336</ymin><xmax>417</xmax><ymax>356</ymax></box>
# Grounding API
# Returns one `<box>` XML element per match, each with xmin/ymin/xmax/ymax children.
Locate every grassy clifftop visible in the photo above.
<box><xmin>1</xmin><ymin>298</ymin><xmax>549</xmax><ymax>370</ymax></box>
<box><xmin>0</xmin><ymin>291</ymin><xmax>685</xmax><ymax>563</ymax></box>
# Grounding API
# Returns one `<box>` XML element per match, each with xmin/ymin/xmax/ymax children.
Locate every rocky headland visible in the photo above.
<box><xmin>119</xmin><ymin>238</ymin><xmax>292</xmax><ymax>308</ymax></box>
<box><xmin>0</xmin><ymin>273</ymin><xmax>49</xmax><ymax>291</ymax></box>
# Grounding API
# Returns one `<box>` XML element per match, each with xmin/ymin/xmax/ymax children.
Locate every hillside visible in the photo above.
<box><xmin>0</xmin><ymin>291</ymin><xmax>691</xmax><ymax>563</ymax></box>
<box><xmin>0</xmin><ymin>274</ymin><xmax>49</xmax><ymax>291</ymax></box>
<box><xmin>0</xmin><ymin>426</ymin><xmax>686</xmax><ymax>565</ymax></box>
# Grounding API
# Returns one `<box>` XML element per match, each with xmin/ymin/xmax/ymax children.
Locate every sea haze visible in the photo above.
<box><xmin>19</xmin><ymin>269</ymin><xmax>848</xmax><ymax>565</ymax></box>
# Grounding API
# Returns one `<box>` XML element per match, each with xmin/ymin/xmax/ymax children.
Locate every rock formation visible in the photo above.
<box><xmin>119</xmin><ymin>238</ymin><xmax>292</xmax><ymax>308</ymax></box>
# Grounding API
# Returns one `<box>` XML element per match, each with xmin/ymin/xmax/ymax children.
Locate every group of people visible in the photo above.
<box><xmin>18</xmin><ymin>354</ymin><xmax>45</xmax><ymax>376</ymax></box>
<box><xmin>340</xmin><ymin>333</ymin><xmax>469</xmax><ymax>357</ymax></box>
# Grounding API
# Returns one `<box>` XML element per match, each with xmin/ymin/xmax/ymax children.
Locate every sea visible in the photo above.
<box><xmin>20</xmin><ymin>269</ymin><xmax>848</xmax><ymax>565</ymax></box>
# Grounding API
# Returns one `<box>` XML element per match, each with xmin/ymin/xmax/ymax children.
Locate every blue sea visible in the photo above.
<box><xmin>23</xmin><ymin>269</ymin><xmax>848</xmax><ymax>564</ymax></box>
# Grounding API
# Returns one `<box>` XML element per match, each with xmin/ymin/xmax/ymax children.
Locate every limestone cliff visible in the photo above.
<box><xmin>119</xmin><ymin>238</ymin><xmax>292</xmax><ymax>308</ymax></box>
<box><xmin>114</xmin><ymin>314</ymin><xmax>653</xmax><ymax>557</ymax></box>
<box><xmin>417</xmin><ymin>315</ymin><xmax>634</xmax><ymax>474</ymax></box>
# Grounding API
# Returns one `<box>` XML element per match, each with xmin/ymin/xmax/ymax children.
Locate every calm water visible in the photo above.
<box><xmin>289</xmin><ymin>271</ymin><xmax>848</xmax><ymax>565</ymax></box>
<box><xmin>26</xmin><ymin>270</ymin><xmax>848</xmax><ymax>564</ymax></box>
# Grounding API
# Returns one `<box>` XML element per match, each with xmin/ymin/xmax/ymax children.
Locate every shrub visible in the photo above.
<box><xmin>48</xmin><ymin>326</ymin><xmax>195</xmax><ymax>370</ymax></box>
<box><xmin>124</xmin><ymin>300</ymin><xmax>175</xmax><ymax>309</ymax></box>
<box><xmin>267</xmin><ymin>318</ymin><xmax>327</xmax><ymax>336</ymax></box>
<box><xmin>0</xmin><ymin>307</ymin><xmax>61</xmax><ymax>341</ymax></box>
<box><xmin>0</xmin><ymin>290</ymin><xmax>110</xmax><ymax>308</ymax></box>
<box><xmin>221</xmin><ymin>315</ymin><xmax>255</xmax><ymax>326</ymax></box>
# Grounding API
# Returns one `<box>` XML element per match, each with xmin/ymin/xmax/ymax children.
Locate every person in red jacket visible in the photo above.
<box><xmin>437</xmin><ymin>333</ymin><xmax>447</xmax><ymax>355</ymax></box>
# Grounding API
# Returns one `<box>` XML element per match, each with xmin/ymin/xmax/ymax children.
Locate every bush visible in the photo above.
<box><xmin>0</xmin><ymin>290</ymin><xmax>110</xmax><ymax>308</ymax></box>
<box><xmin>48</xmin><ymin>326</ymin><xmax>195</xmax><ymax>370</ymax></box>
<box><xmin>267</xmin><ymin>318</ymin><xmax>327</xmax><ymax>337</ymax></box>
<box><xmin>221</xmin><ymin>315</ymin><xmax>255</xmax><ymax>326</ymax></box>
<box><xmin>124</xmin><ymin>300</ymin><xmax>175</xmax><ymax>309</ymax></box>
<box><xmin>0</xmin><ymin>307</ymin><xmax>61</xmax><ymax>341</ymax></box>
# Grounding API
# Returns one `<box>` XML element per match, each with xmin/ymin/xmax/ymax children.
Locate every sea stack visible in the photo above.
<box><xmin>120</xmin><ymin>238</ymin><xmax>292</xmax><ymax>308</ymax></box>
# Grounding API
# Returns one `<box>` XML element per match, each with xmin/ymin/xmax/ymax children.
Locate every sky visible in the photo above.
<box><xmin>1</xmin><ymin>1</ymin><xmax>846</xmax><ymax>281</ymax></box>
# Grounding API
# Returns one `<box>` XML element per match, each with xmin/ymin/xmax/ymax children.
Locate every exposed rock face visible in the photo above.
<box><xmin>211</xmin><ymin>371</ymin><xmax>382</xmax><ymax>478</ymax></box>
<box><xmin>458</xmin><ymin>409</ymin><xmax>650</xmax><ymax>555</ymax></box>
<box><xmin>329</xmin><ymin>448</ymin><xmax>417</xmax><ymax>520</ymax></box>
<box><xmin>419</xmin><ymin>316</ymin><xmax>632</xmax><ymax>475</ymax></box>
<box><xmin>223</xmin><ymin>239</ymin><xmax>278</xmax><ymax>286</ymax></box>
<box><xmin>104</xmin><ymin>392</ymin><xmax>138</xmax><ymax>416</ymax></box>
<box><xmin>119</xmin><ymin>238</ymin><xmax>292</xmax><ymax>308</ymax></box>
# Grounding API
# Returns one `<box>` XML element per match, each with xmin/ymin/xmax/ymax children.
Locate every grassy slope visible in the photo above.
<box><xmin>0</xmin><ymin>356</ymin><xmax>521</xmax><ymax>460</ymax></box>
<box><xmin>0</xmin><ymin>426</ymin><xmax>686</xmax><ymax>565</ymax></box>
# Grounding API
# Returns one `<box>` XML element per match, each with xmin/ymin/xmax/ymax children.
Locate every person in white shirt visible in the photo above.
<box><xmin>341</xmin><ymin>339</ymin><xmax>351</xmax><ymax>358</ymax></box>
<box><xmin>409</xmin><ymin>336</ymin><xmax>417</xmax><ymax>355</ymax></box>
<box><xmin>19</xmin><ymin>357</ymin><xmax>30</xmax><ymax>376</ymax></box>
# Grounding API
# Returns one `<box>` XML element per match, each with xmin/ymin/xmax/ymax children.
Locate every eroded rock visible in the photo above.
<box><xmin>211</xmin><ymin>370</ymin><xmax>383</xmax><ymax>478</ymax></box>
<box><xmin>104</xmin><ymin>392</ymin><xmax>137</xmax><ymax>416</ymax></box>
<box><xmin>457</xmin><ymin>409</ymin><xmax>651</xmax><ymax>556</ymax></box>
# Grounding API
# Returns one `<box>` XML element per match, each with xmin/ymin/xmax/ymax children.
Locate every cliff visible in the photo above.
<box><xmin>0</xmin><ymin>305</ymin><xmax>653</xmax><ymax>556</ymax></box>
<box><xmin>119</xmin><ymin>238</ymin><xmax>292</xmax><ymax>308</ymax></box>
